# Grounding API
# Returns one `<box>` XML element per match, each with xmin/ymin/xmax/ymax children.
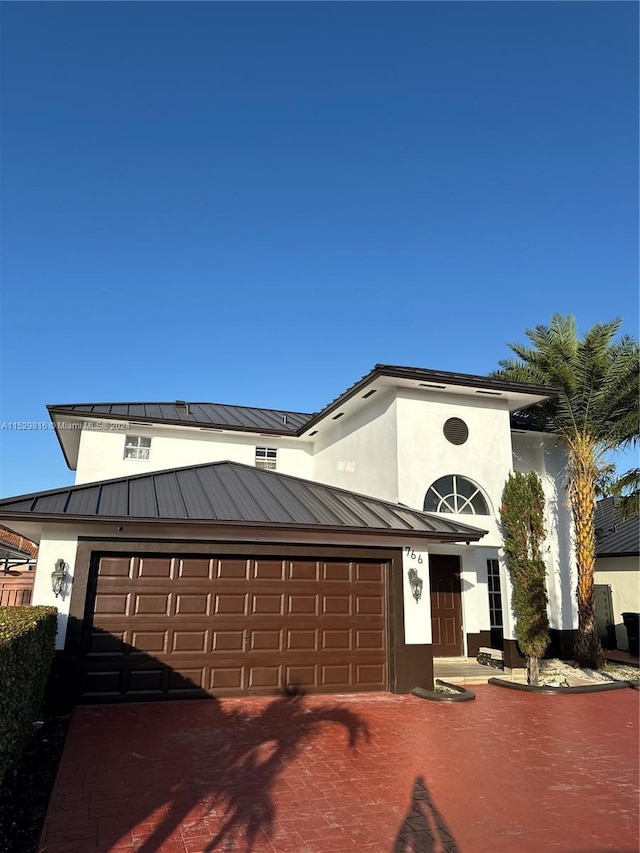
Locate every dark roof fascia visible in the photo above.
<box><xmin>47</xmin><ymin>406</ymin><xmax>305</xmax><ymax>438</ymax></box>
<box><xmin>596</xmin><ymin>550</ymin><xmax>640</xmax><ymax>559</ymax></box>
<box><xmin>0</xmin><ymin>512</ymin><xmax>485</xmax><ymax>543</ymax></box>
<box><xmin>374</xmin><ymin>364</ymin><xmax>558</xmax><ymax>398</ymax></box>
<box><xmin>298</xmin><ymin>364</ymin><xmax>559</xmax><ymax>435</ymax></box>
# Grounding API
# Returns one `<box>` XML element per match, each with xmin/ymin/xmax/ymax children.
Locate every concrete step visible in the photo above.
<box><xmin>434</xmin><ymin>657</ymin><xmax>528</xmax><ymax>685</ymax></box>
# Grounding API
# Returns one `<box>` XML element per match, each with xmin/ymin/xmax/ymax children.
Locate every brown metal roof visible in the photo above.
<box><xmin>0</xmin><ymin>462</ymin><xmax>487</xmax><ymax>542</ymax></box>
<box><xmin>47</xmin><ymin>364</ymin><xmax>556</xmax><ymax>439</ymax></box>
<box><xmin>595</xmin><ymin>497</ymin><xmax>640</xmax><ymax>557</ymax></box>
<box><xmin>48</xmin><ymin>402</ymin><xmax>311</xmax><ymax>435</ymax></box>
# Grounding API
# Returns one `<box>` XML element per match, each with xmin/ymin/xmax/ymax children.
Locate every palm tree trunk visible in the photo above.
<box><xmin>568</xmin><ymin>434</ymin><xmax>605</xmax><ymax>669</ymax></box>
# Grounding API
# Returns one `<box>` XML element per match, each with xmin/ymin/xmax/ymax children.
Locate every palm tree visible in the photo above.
<box><xmin>494</xmin><ymin>315</ymin><xmax>639</xmax><ymax>668</ymax></box>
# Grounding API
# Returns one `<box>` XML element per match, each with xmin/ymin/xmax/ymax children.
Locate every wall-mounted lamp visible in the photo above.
<box><xmin>51</xmin><ymin>559</ymin><xmax>68</xmax><ymax>598</ymax></box>
<box><xmin>408</xmin><ymin>568</ymin><xmax>423</xmax><ymax>603</ymax></box>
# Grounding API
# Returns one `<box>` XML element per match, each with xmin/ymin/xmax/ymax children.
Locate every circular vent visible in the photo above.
<box><xmin>443</xmin><ymin>417</ymin><xmax>468</xmax><ymax>445</ymax></box>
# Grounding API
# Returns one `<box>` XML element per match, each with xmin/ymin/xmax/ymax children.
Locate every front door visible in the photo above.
<box><xmin>430</xmin><ymin>555</ymin><xmax>463</xmax><ymax>656</ymax></box>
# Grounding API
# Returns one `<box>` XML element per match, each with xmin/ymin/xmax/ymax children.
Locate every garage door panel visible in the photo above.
<box><xmin>249</xmin><ymin>629</ymin><xmax>282</xmax><ymax>652</ymax></box>
<box><xmin>323</xmin><ymin>595</ymin><xmax>351</xmax><ymax>615</ymax></box>
<box><xmin>94</xmin><ymin>592</ymin><xmax>130</xmax><ymax>617</ymax></box>
<box><xmin>177</xmin><ymin>559</ymin><xmax>211</xmax><ymax>579</ymax></box>
<box><xmin>97</xmin><ymin>557</ymin><xmax>132</xmax><ymax>578</ymax></box>
<box><xmin>251</xmin><ymin>594</ymin><xmax>284</xmax><ymax>615</ymax></box>
<box><xmin>168</xmin><ymin>668</ymin><xmax>206</xmax><ymax>692</ymax></box>
<box><xmin>216</xmin><ymin>559</ymin><xmax>249</xmax><ymax>579</ymax></box>
<box><xmin>355</xmin><ymin>563</ymin><xmax>384</xmax><ymax>583</ymax></box>
<box><xmin>286</xmin><ymin>629</ymin><xmax>318</xmax><ymax>651</ymax></box>
<box><xmin>214</xmin><ymin>593</ymin><xmax>248</xmax><ymax>614</ymax></box>
<box><xmin>287</xmin><ymin>594</ymin><xmax>318</xmax><ymax>615</ymax></box>
<box><xmin>356</xmin><ymin>595</ymin><xmax>384</xmax><ymax>615</ymax></box>
<box><xmin>287</xmin><ymin>665</ymin><xmax>317</xmax><ymax>688</ymax></box>
<box><xmin>356</xmin><ymin>630</ymin><xmax>385</xmax><ymax>650</ymax></box>
<box><xmin>83</xmin><ymin>555</ymin><xmax>387</xmax><ymax>700</ymax></box>
<box><xmin>137</xmin><ymin>558</ymin><xmax>173</xmax><ymax>578</ymax></box>
<box><xmin>212</xmin><ymin>629</ymin><xmax>244</xmax><ymax>651</ymax></box>
<box><xmin>249</xmin><ymin>665</ymin><xmax>281</xmax><ymax>689</ymax></box>
<box><xmin>210</xmin><ymin>666</ymin><xmax>244</xmax><ymax>690</ymax></box>
<box><xmin>172</xmin><ymin>630</ymin><xmax>209</xmax><ymax>653</ymax></box>
<box><xmin>322</xmin><ymin>664</ymin><xmax>352</xmax><ymax>688</ymax></box>
<box><xmin>130</xmin><ymin>630</ymin><xmax>168</xmax><ymax>655</ymax></box>
<box><xmin>175</xmin><ymin>593</ymin><xmax>210</xmax><ymax>615</ymax></box>
<box><xmin>83</xmin><ymin>669</ymin><xmax>122</xmax><ymax>697</ymax></box>
<box><xmin>129</xmin><ymin>668</ymin><xmax>165</xmax><ymax>693</ymax></box>
<box><xmin>253</xmin><ymin>560</ymin><xmax>285</xmax><ymax>580</ymax></box>
<box><xmin>134</xmin><ymin>593</ymin><xmax>171</xmax><ymax>616</ymax></box>
<box><xmin>288</xmin><ymin>561</ymin><xmax>319</xmax><ymax>581</ymax></box>
<box><xmin>322</xmin><ymin>629</ymin><xmax>351</xmax><ymax>650</ymax></box>
<box><xmin>323</xmin><ymin>562</ymin><xmax>351</xmax><ymax>582</ymax></box>
<box><xmin>356</xmin><ymin>663</ymin><xmax>386</xmax><ymax>686</ymax></box>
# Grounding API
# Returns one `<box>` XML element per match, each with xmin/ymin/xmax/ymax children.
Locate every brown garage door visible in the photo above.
<box><xmin>81</xmin><ymin>554</ymin><xmax>387</xmax><ymax>701</ymax></box>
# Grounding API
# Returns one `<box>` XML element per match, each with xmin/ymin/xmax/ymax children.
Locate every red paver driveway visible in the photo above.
<box><xmin>38</xmin><ymin>685</ymin><xmax>639</xmax><ymax>853</ymax></box>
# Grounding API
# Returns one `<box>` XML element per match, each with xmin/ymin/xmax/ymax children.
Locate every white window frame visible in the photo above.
<box><xmin>124</xmin><ymin>435</ymin><xmax>152</xmax><ymax>460</ymax></box>
<box><xmin>423</xmin><ymin>475</ymin><xmax>490</xmax><ymax>515</ymax></box>
<box><xmin>255</xmin><ymin>446</ymin><xmax>277</xmax><ymax>470</ymax></box>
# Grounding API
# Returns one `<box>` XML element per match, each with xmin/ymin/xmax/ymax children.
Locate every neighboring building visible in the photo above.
<box><xmin>594</xmin><ymin>496</ymin><xmax>640</xmax><ymax>652</ymax></box>
<box><xmin>0</xmin><ymin>525</ymin><xmax>37</xmax><ymax>606</ymax></box>
<box><xmin>0</xmin><ymin>363</ymin><xmax>576</xmax><ymax>701</ymax></box>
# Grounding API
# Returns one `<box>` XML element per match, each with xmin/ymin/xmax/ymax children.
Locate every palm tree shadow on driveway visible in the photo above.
<box><xmin>49</xmin><ymin>620</ymin><xmax>373</xmax><ymax>853</ymax></box>
<box><xmin>130</xmin><ymin>687</ymin><xmax>371</xmax><ymax>853</ymax></box>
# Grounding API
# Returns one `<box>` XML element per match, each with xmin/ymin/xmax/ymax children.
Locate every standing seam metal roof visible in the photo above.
<box><xmin>48</xmin><ymin>402</ymin><xmax>311</xmax><ymax>433</ymax></box>
<box><xmin>47</xmin><ymin>365</ymin><xmax>556</xmax><ymax>438</ymax></box>
<box><xmin>0</xmin><ymin>461</ymin><xmax>487</xmax><ymax>540</ymax></box>
<box><xmin>595</xmin><ymin>497</ymin><xmax>640</xmax><ymax>557</ymax></box>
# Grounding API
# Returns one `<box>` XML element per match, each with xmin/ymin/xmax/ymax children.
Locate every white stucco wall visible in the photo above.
<box><xmin>75</xmin><ymin>424</ymin><xmax>313</xmax><ymax>484</ymax></box>
<box><xmin>595</xmin><ymin>556</ymin><xmax>640</xmax><ymax>650</ymax></box>
<box><xmin>31</xmin><ymin>524</ymin><xmax>79</xmax><ymax>649</ymax></box>
<box><xmin>310</xmin><ymin>392</ymin><xmax>399</xmax><ymax>501</ymax></box>
<box><xmin>395</xmin><ymin>390</ymin><xmax>513</xmax><ymax>547</ymax></box>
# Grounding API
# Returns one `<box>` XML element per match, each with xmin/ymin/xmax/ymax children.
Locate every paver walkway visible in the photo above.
<box><xmin>38</xmin><ymin>685</ymin><xmax>639</xmax><ymax>853</ymax></box>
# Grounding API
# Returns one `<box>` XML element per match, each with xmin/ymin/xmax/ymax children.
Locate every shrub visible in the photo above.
<box><xmin>500</xmin><ymin>471</ymin><xmax>550</xmax><ymax>685</ymax></box>
<box><xmin>0</xmin><ymin>606</ymin><xmax>57</xmax><ymax>785</ymax></box>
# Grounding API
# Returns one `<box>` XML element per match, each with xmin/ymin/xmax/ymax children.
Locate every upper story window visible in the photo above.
<box><xmin>124</xmin><ymin>435</ymin><xmax>152</xmax><ymax>460</ymax></box>
<box><xmin>424</xmin><ymin>475</ymin><xmax>490</xmax><ymax>515</ymax></box>
<box><xmin>255</xmin><ymin>446</ymin><xmax>277</xmax><ymax>470</ymax></box>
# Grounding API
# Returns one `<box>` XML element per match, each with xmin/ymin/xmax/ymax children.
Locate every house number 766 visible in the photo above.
<box><xmin>404</xmin><ymin>547</ymin><xmax>423</xmax><ymax>564</ymax></box>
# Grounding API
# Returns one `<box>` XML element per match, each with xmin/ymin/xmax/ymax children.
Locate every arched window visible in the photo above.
<box><xmin>424</xmin><ymin>475</ymin><xmax>490</xmax><ymax>515</ymax></box>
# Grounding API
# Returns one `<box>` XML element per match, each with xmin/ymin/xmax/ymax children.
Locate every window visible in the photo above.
<box><xmin>487</xmin><ymin>559</ymin><xmax>503</xmax><ymax>629</ymax></box>
<box><xmin>487</xmin><ymin>558</ymin><xmax>504</xmax><ymax>648</ymax></box>
<box><xmin>124</xmin><ymin>435</ymin><xmax>151</xmax><ymax>460</ymax></box>
<box><xmin>423</xmin><ymin>475</ymin><xmax>490</xmax><ymax>515</ymax></box>
<box><xmin>255</xmin><ymin>446</ymin><xmax>277</xmax><ymax>470</ymax></box>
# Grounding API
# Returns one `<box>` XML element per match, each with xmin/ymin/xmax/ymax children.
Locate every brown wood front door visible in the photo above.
<box><xmin>429</xmin><ymin>555</ymin><xmax>463</xmax><ymax>656</ymax></box>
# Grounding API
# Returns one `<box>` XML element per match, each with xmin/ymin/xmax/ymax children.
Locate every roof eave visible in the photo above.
<box><xmin>298</xmin><ymin>365</ymin><xmax>558</xmax><ymax>435</ymax></box>
<box><xmin>0</xmin><ymin>511</ymin><xmax>487</xmax><ymax>543</ymax></box>
<box><xmin>47</xmin><ymin>407</ymin><xmax>302</xmax><ymax>438</ymax></box>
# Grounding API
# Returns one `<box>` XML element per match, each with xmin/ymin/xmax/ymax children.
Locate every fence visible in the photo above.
<box><xmin>0</xmin><ymin>570</ymin><xmax>35</xmax><ymax>607</ymax></box>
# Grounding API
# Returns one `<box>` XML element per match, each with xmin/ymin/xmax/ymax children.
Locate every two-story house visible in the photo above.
<box><xmin>0</xmin><ymin>364</ymin><xmax>575</xmax><ymax>701</ymax></box>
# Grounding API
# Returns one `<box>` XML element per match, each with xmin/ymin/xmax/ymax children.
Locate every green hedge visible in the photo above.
<box><xmin>0</xmin><ymin>606</ymin><xmax>57</xmax><ymax>785</ymax></box>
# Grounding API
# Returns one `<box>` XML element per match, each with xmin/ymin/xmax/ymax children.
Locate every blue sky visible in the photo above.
<box><xmin>1</xmin><ymin>1</ymin><xmax>638</xmax><ymax>496</ymax></box>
